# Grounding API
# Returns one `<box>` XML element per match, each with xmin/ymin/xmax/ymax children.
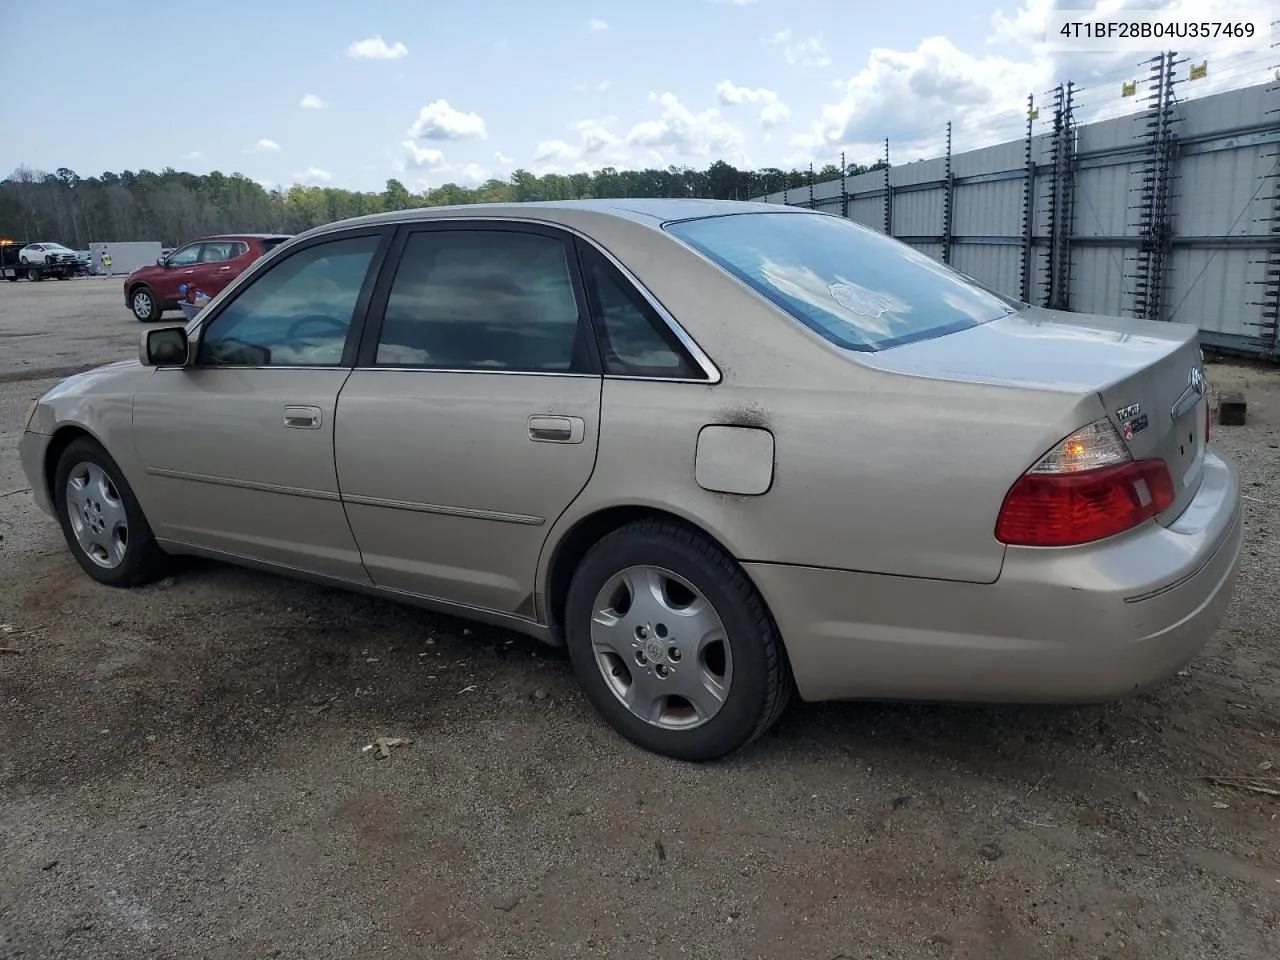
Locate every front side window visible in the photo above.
<box><xmin>579</xmin><ymin>247</ymin><xmax>701</xmax><ymax>379</ymax></box>
<box><xmin>197</xmin><ymin>234</ymin><xmax>378</xmax><ymax>367</ymax></box>
<box><xmin>167</xmin><ymin>244</ymin><xmax>202</xmax><ymax>267</ymax></box>
<box><xmin>374</xmin><ymin>229</ymin><xmax>587</xmax><ymax>372</ymax></box>
<box><xmin>665</xmin><ymin>212</ymin><xmax>1020</xmax><ymax>352</ymax></box>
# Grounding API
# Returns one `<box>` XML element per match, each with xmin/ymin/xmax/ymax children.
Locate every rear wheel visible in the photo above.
<box><xmin>29</xmin><ymin>268</ymin><xmax>42</xmax><ymax>281</ymax></box>
<box><xmin>564</xmin><ymin>519</ymin><xmax>792</xmax><ymax>762</ymax></box>
<box><xmin>130</xmin><ymin>286</ymin><xmax>158</xmax><ymax>321</ymax></box>
<box><xmin>53</xmin><ymin>437</ymin><xmax>169</xmax><ymax>587</ymax></box>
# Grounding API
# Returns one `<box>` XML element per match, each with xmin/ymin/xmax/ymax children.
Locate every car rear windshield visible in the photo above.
<box><xmin>664</xmin><ymin>212</ymin><xmax>1019</xmax><ymax>352</ymax></box>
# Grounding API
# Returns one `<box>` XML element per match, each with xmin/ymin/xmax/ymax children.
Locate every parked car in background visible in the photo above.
<box><xmin>18</xmin><ymin>242</ymin><xmax>79</xmax><ymax>267</ymax></box>
<box><xmin>123</xmin><ymin>233</ymin><xmax>291</xmax><ymax>321</ymax></box>
<box><xmin>19</xmin><ymin>200</ymin><xmax>1241</xmax><ymax>762</ymax></box>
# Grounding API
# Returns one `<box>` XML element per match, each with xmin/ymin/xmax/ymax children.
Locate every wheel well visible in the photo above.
<box><xmin>545</xmin><ymin>506</ymin><xmax>739</xmax><ymax>638</ymax></box>
<box><xmin>127</xmin><ymin>281</ymin><xmax>151</xmax><ymax>298</ymax></box>
<box><xmin>42</xmin><ymin>426</ymin><xmax>93</xmax><ymax>503</ymax></box>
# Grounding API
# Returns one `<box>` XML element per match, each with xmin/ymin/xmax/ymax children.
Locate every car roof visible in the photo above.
<box><xmin>293</xmin><ymin>198</ymin><xmax>810</xmax><ymax>243</ymax></box>
<box><xmin>199</xmin><ymin>233</ymin><xmax>293</xmax><ymax>241</ymax></box>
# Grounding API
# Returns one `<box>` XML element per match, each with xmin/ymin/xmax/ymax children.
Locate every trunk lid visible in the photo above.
<box><xmin>861</xmin><ymin>306</ymin><xmax>1209</xmax><ymax>522</ymax></box>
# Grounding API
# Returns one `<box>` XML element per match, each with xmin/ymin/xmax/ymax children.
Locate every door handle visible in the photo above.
<box><xmin>284</xmin><ymin>405</ymin><xmax>322</xmax><ymax>429</ymax></box>
<box><xmin>529</xmin><ymin>415</ymin><xmax>585</xmax><ymax>444</ymax></box>
<box><xmin>218</xmin><ymin>266</ymin><xmax>232</xmax><ymax>271</ymax></box>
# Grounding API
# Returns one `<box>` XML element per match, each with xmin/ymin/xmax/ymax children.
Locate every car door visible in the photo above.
<box><xmin>154</xmin><ymin>241</ymin><xmax>203</xmax><ymax>302</ymax></box>
<box><xmin>197</xmin><ymin>239</ymin><xmax>245</xmax><ymax>295</ymax></box>
<box><xmin>131</xmin><ymin>227</ymin><xmax>390</xmax><ymax>581</ymax></box>
<box><xmin>334</xmin><ymin>221</ymin><xmax>603</xmax><ymax>616</ymax></box>
<box><xmin>219</xmin><ymin>240</ymin><xmax>260</xmax><ymax>292</ymax></box>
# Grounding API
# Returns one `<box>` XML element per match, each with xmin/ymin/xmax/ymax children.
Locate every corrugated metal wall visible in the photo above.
<box><xmin>756</xmin><ymin>80</ymin><xmax>1280</xmax><ymax>359</ymax></box>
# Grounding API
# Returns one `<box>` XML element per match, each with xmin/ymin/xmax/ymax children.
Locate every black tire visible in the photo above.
<box><xmin>564</xmin><ymin>519</ymin><xmax>792</xmax><ymax>762</ymax></box>
<box><xmin>53</xmin><ymin>437</ymin><xmax>169</xmax><ymax>587</ymax></box>
<box><xmin>19</xmin><ymin>256</ymin><xmax>28</xmax><ymax>265</ymax></box>
<box><xmin>29</xmin><ymin>268</ymin><xmax>42</xmax><ymax>282</ymax></box>
<box><xmin>130</xmin><ymin>285</ymin><xmax>158</xmax><ymax>322</ymax></box>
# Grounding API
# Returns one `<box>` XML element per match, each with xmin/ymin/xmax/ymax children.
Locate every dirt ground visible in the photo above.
<box><xmin>0</xmin><ymin>278</ymin><xmax>1278</xmax><ymax>960</ymax></box>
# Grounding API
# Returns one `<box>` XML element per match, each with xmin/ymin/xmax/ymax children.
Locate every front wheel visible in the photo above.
<box><xmin>564</xmin><ymin>519</ymin><xmax>792</xmax><ymax>762</ymax></box>
<box><xmin>130</xmin><ymin>286</ymin><xmax>158</xmax><ymax>321</ymax></box>
<box><xmin>53</xmin><ymin>437</ymin><xmax>170</xmax><ymax>587</ymax></box>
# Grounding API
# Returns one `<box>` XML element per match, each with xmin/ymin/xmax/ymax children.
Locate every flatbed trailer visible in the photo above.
<box><xmin>0</xmin><ymin>240</ymin><xmax>83</xmax><ymax>281</ymax></box>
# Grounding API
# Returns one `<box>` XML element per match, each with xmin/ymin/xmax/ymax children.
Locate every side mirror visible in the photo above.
<box><xmin>157</xmin><ymin>256</ymin><xmax>168</xmax><ymax>266</ymax></box>
<box><xmin>140</xmin><ymin>327</ymin><xmax>190</xmax><ymax>367</ymax></box>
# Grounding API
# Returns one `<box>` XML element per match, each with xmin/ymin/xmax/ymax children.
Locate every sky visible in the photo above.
<box><xmin>0</xmin><ymin>0</ymin><xmax>1272</xmax><ymax>193</ymax></box>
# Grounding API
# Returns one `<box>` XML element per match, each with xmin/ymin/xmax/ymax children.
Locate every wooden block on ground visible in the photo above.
<box><xmin>1218</xmin><ymin>391</ymin><xmax>1246</xmax><ymax>426</ymax></box>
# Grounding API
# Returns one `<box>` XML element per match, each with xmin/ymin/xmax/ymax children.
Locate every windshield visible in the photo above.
<box><xmin>665</xmin><ymin>212</ymin><xmax>1020</xmax><ymax>352</ymax></box>
<box><xmin>44</xmin><ymin>243</ymin><xmax>71</xmax><ymax>251</ymax></box>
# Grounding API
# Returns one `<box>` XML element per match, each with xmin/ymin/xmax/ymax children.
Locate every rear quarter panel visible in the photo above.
<box><xmin>537</xmin><ymin>214</ymin><xmax>1106</xmax><ymax>588</ymax></box>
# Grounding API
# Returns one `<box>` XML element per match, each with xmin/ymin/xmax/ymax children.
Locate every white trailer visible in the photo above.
<box><xmin>88</xmin><ymin>241</ymin><xmax>163</xmax><ymax>277</ymax></box>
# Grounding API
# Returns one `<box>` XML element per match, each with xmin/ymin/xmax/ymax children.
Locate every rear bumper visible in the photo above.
<box><xmin>749</xmin><ymin>449</ymin><xmax>1243</xmax><ymax>703</ymax></box>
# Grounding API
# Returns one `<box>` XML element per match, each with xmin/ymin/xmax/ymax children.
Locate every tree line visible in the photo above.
<box><xmin>0</xmin><ymin>159</ymin><xmax>887</xmax><ymax>249</ymax></box>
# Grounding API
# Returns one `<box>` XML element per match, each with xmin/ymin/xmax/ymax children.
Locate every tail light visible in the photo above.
<box><xmin>1204</xmin><ymin>396</ymin><xmax>1210</xmax><ymax>444</ymax></box>
<box><xmin>995</xmin><ymin>418</ymin><xmax>1174</xmax><ymax>547</ymax></box>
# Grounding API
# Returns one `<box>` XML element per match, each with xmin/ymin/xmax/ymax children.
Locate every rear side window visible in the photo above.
<box><xmin>199</xmin><ymin>241</ymin><xmax>245</xmax><ymax>263</ymax></box>
<box><xmin>578</xmin><ymin>247</ymin><xmax>702</xmax><ymax>379</ymax></box>
<box><xmin>665</xmin><ymin>212</ymin><xmax>1019</xmax><ymax>352</ymax></box>
<box><xmin>374</xmin><ymin>230</ymin><xmax>589</xmax><ymax>372</ymax></box>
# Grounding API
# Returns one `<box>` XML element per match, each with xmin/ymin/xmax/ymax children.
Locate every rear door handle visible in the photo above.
<box><xmin>529</xmin><ymin>415</ymin><xmax>585</xmax><ymax>444</ymax></box>
<box><xmin>284</xmin><ymin>405</ymin><xmax>322</xmax><ymax>429</ymax></box>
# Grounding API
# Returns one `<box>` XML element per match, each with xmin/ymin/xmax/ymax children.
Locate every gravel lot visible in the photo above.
<box><xmin>1</xmin><ymin>278</ymin><xmax>1278</xmax><ymax>960</ymax></box>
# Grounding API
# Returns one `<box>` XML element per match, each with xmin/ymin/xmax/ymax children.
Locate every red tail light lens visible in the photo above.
<box><xmin>995</xmin><ymin>418</ymin><xmax>1175</xmax><ymax>547</ymax></box>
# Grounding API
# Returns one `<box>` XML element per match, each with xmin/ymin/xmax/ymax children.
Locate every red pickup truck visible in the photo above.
<box><xmin>123</xmin><ymin>233</ymin><xmax>291</xmax><ymax>321</ymax></box>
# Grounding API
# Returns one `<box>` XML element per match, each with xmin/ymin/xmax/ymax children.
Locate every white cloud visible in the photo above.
<box><xmin>408</xmin><ymin>99</ymin><xmax>488</xmax><ymax>141</ymax></box>
<box><xmin>494</xmin><ymin>151</ymin><xmax>515</xmax><ymax>165</ymax></box>
<box><xmin>528</xmin><ymin>116</ymin><xmax>631</xmax><ymax>173</ymax></box>
<box><xmin>533</xmin><ymin>140</ymin><xmax>579</xmax><ymax>163</ymax></box>
<box><xmin>626</xmin><ymin>92</ymin><xmax>749</xmax><ymax>165</ymax></box>
<box><xmin>300</xmin><ymin>93</ymin><xmax>325</xmax><ymax>109</ymax></box>
<box><xmin>401</xmin><ymin>141</ymin><xmax>447</xmax><ymax>169</ymax></box>
<box><xmin>458</xmin><ymin>163</ymin><xmax>490</xmax><ymax>184</ymax></box>
<box><xmin>346</xmin><ymin>35</ymin><xmax>408</xmax><ymax>60</ymax></box>
<box><xmin>774</xmin><ymin>0</ymin><xmax>1262</xmax><ymax>172</ymax></box>
<box><xmin>766</xmin><ymin>29</ymin><xmax>792</xmax><ymax>44</ymax></box>
<box><xmin>588</xmin><ymin>18</ymin><xmax>609</xmax><ymax>32</ymax></box>
<box><xmin>790</xmin><ymin>34</ymin><xmax>1044</xmax><ymax>161</ymax></box>
<box><xmin>784</xmin><ymin>36</ymin><xmax>830</xmax><ymax>68</ymax></box>
<box><xmin>715</xmin><ymin>81</ymin><xmax>792</xmax><ymax>128</ymax></box>
<box><xmin>291</xmin><ymin>167</ymin><xmax>332</xmax><ymax>184</ymax></box>
<box><xmin>572</xmin><ymin>117</ymin><xmax>622</xmax><ymax>155</ymax></box>
<box><xmin>247</xmin><ymin>138</ymin><xmax>282</xmax><ymax>153</ymax></box>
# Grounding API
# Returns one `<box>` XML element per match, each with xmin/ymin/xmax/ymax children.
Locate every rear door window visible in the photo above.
<box><xmin>372</xmin><ymin>228</ymin><xmax>592</xmax><ymax>373</ymax></box>
<box><xmin>665</xmin><ymin>212</ymin><xmax>1020</xmax><ymax>352</ymax></box>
